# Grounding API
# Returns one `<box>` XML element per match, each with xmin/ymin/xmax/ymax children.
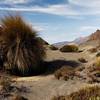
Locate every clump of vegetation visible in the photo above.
<box><xmin>51</xmin><ymin>85</ymin><xmax>100</xmax><ymax>100</ymax></box>
<box><xmin>0</xmin><ymin>75</ymin><xmax>12</xmax><ymax>92</ymax></box>
<box><xmin>78</xmin><ymin>57</ymin><xmax>87</xmax><ymax>63</ymax></box>
<box><xmin>49</xmin><ymin>45</ymin><xmax>58</xmax><ymax>50</ymax></box>
<box><xmin>54</xmin><ymin>66</ymin><xmax>75</xmax><ymax>81</ymax></box>
<box><xmin>88</xmin><ymin>48</ymin><xmax>97</xmax><ymax>53</ymax></box>
<box><xmin>83</xmin><ymin>58</ymin><xmax>100</xmax><ymax>83</ymax></box>
<box><xmin>95</xmin><ymin>57</ymin><xmax>100</xmax><ymax>67</ymax></box>
<box><xmin>0</xmin><ymin>15</ymin><xmax>46</xmax><ymax>76</ymax></box>
<box><xmin>0</xmin><ymin>75</ymin><xmax>29</xmax><ymax>100</ymax></box>
<box><xmin>11</xmin><ymin>94</ymin><xmax>28</xmax><ymax>100</ymax></box>
<box><xmin>60</xmin><ymin>45</ymin><xmax>78</xmax><ymax>52</ymax></box>
<box><xmin>96</xmin><ymin>52</ymin><xmax>100</xmax><ymax>57</ymax></box>
<box><xmin>51</xmin><ymin>96</ymin><xmax>65</xmax><ymax>100</ymax></box>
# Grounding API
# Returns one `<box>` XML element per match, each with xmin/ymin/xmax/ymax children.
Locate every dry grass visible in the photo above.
<box><xmin>0</xmin><ymin>75</ymin><xmax>29</xmax><ymax>100</ymax></box>
<box><xmin>78</xmin><ymin>57</ymin><xmax>87</xmax><ymax>63</ymax></box>
<box><xmin>88</xmin><ymin>48</ymin><xmax>97</xmax><ymax>53</ymax></box>
<box><xmin>95</xmin><ymin>57</ymin><xmax>100</xmax><ymax>67</ymax></box>
<box><xmin>54</xmin><ymin>66</ymin><xmax>75</xmax><ymax>80</ymax></box>
<box><xmin>0</xmin><ymin>75</ymin><xmax>12</xmax><ymax>92</ymax></box>
<box><xmin>51</xmin><ymin>85</ymin><xmax>100</xmax><ymax>100</ymax></box>
<box><xmin>0</xmin><ymin>15</ymin><xmax>46</xmax><ymax>76</ymax></box>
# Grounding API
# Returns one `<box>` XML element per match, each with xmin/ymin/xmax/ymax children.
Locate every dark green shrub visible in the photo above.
<box><xmin>60</xmin><ymin>45</ymin><xmax>78</xmax><ymax>52</ymax></box>
<box><xmin>0</xmin><ymin>15</ymin><xmax>45</xmax><ymax>76</ymax></box>
<box><xmin>49</xmin><ymin>45</ymin><xmax>58</xmax><ymax>50</ymax></box>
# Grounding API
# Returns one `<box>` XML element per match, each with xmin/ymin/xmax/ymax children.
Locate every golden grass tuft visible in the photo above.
<box><xmin>54</xmin><ymin>66</ymin><xmax>75</xmax><ymax>80</ymax></box>
<box><xmin>95</xmin><ymin>57</ymin><xmax>100</xmax><ymax>67</ymax></box>
<box><xmin>51</xmin><ymin>85</ymin><xmax>100</xmax><ymax>100</ymax></box>
<box><xmin>88</xmin><ymin>48</ymin><xmax>97</xmax><ymax>53</ymax></box>
<box><xmin>0</xmin><ymin>15</ymin><xmax>46</xmax><ymax>76</ymax></box>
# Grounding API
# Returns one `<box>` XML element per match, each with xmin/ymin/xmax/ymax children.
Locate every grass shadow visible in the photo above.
<box><xmin>43</xmin><ymin>59</ymin><xmax>81</xmax><ymax>75</ymax></box>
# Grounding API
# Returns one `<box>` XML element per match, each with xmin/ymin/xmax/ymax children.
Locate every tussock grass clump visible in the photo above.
<box><xmin>0</xmin><ymin>75</ymin><xmax>12</xmax><ymax>92</ymax></box>
<box><xmin>88</xmin><ymin>48</ymin><xmax>97</xmax><ymax>53</ymax></box>
<box><xmin>49</xmin><ymin>45</ymin><xmax>58</xmax><ymax>50</ymax></box>
<box><xmin>0</xmin><ymin>15</ymin><xmax>45</xmax><ymax>76</ymax></box>
<box><xmin>60</xmin><ymin>45</ymin><xmax>78</xmax><ymax>52</ymax></box>
<box><xmin>78</xmin><ymin>57</ymin><xmax>87</xmax><ymax>63</ymax></box>
<box><xmin>95</xmin><ymin>57</ymin><xmax>100</xmax><ymax>67</ymax></box>
<box><xmin>0</xmin><ymin>75</ymin><xmax>29</xmax><ymax>100</ymax></box>
<box><xmin>51</xmin><ymin>85</ymin><xmax>100</xmax><ymax>100</ymax></box>
<box><xmin>54</xmin><ymin>66</ymin><xmax>75</xmax><ymax>80</ymax></box>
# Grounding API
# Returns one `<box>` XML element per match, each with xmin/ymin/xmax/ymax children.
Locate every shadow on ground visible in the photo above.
<box><xmin>43</xmin><ymin>59</ymin><xmax>81</xmax><ymax>75</ymax></box>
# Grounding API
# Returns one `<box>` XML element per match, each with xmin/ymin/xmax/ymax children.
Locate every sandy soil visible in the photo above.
<box><xmin>13</xmin><ymin>47</ymin><xmax>96</xmax><ymax>100</ymax></box>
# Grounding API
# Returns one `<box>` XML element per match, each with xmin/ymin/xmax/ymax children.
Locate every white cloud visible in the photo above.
<box><xmin>79</xmin><ymin>26</ymin><xmax>100</xmax><ymax>32</ymax></box>
<box><xmin>68</xmin><ymin>0</ymin><xmax>100</xmax><ymax>15</ymax></box>
<box><xmin>0</xmin><ymin>0</ymin><xmax>28</xmax><ymax>4</ymax></box>
<box><xmin>0</xmin><ymin>4</ymin><xmax>79</xmax><ymax>16</ymax></box>
<box><xmin>0</xmin><ymin>0</ymin><xmax>100</xmax><ymax>17</ymax></box>
<box><xmin>69</xmin><ymin>0</ymin><xmax>100</xmax><ymax>8</ymax></box>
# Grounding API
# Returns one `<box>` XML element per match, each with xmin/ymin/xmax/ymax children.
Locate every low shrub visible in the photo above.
<box><xmin>88</xmin><ymin>48</ymin><xmax>97</xmax><ymax>53</ymax></box>
<box><xmin>54</xmin><ymin>66</ymin><xmax>75</xmax><ymax>81</ymax></box>
<box><xmin>0</xmin><ymin>75</ymin><xmax>12</xmax><ymax>92</ymax></box>
<box><xmin>0</xmin><ymin>75</ymin><xmax>29</xmax><ymax>100</ymax></box>
<box><xmin>60</xmin><ymin>45</ymin><xmax>78</xmax><ymax>52</ymax></box>
<box><xmin>51</xmin><ymin>85</ymin><xmax>100</xmax><ymax>100</ymax></box>
<box><xmin>95</xmin><ymin>57</ymin><xmax>100</xmax><ymax>67</ymax></box>
<box><xmin>49</xmin><ymin>45</ymin><xmax>58</xmax><ymax>50</ymax></box>
<box><xmin>78</xmin><ymin>58</ymin><xmax>87</xmax><ymax>63</ymax></box>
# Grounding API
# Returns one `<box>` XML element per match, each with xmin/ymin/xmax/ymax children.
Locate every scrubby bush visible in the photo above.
<box><xmin>0</xmin><ymin>75</ymin><xmax>29</xmax><ymax>100</ymax></box>
<box><xmin>60</xmin><ymin>45</ymin><xmax>78</xmax><ymax>52</ymax></box>
<box><xmin>95</xmin><ymin>57</ymin><xmax>100</xmax><ymax>67</ymax></box>
<box><xmin>54</xmin><ymin>66</ymin><xmax>75</xmax><ymax>81</ymax></box>
<box><xmin>88</xmin><ymin>48</ymin><xmax>97</xmax><ymax>53</ymax></box>
<box><xmin>0</xmin><ymin>75</ymin><xmax>12</xmax><ymax>92</ymax></box>
<box><xmin>0</xmin><ymin>15</ymin><xmax>45</xmax><ymax>76</ymax></box>
<box><xmin>51</xmin><ymin>85</ymin><xmax>100</xmax><ymax>100</ymax></box>
<box><xmin>49</xmin><ymin>45</ymin><xmax>58</xmax><ymax>50</ymax></box>
<box><xmin>78</xmin><ymin>58</ymin><xmax>87</xmax><ymax>63</ymax></box>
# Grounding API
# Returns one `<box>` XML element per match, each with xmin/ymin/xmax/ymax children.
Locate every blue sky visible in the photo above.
<box><xmin>0</xmin><ymin>0</ymin><xmax>100</xmax><ymax>43</ymax></box>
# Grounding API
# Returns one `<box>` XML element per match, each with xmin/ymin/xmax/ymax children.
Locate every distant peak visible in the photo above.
<box><xmin>96</xmin><ymin>29</ymin><xmax>100</xmax><ymax>32</ymax></box>
<box><xmin>89</xmin><ymin>29</ymin><xmax>100</xmax><ymax>41</ymax></box>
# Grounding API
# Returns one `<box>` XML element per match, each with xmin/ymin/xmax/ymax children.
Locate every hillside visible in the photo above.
<box><xmin>53</xmin><ymin>30</ymin><xmax>100</xmax><ymax>48</ymax></box>
<box><xmin>89</xmin><ymin>29</ymin><xmax>100</xmax><ymax>41</ymax></box>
